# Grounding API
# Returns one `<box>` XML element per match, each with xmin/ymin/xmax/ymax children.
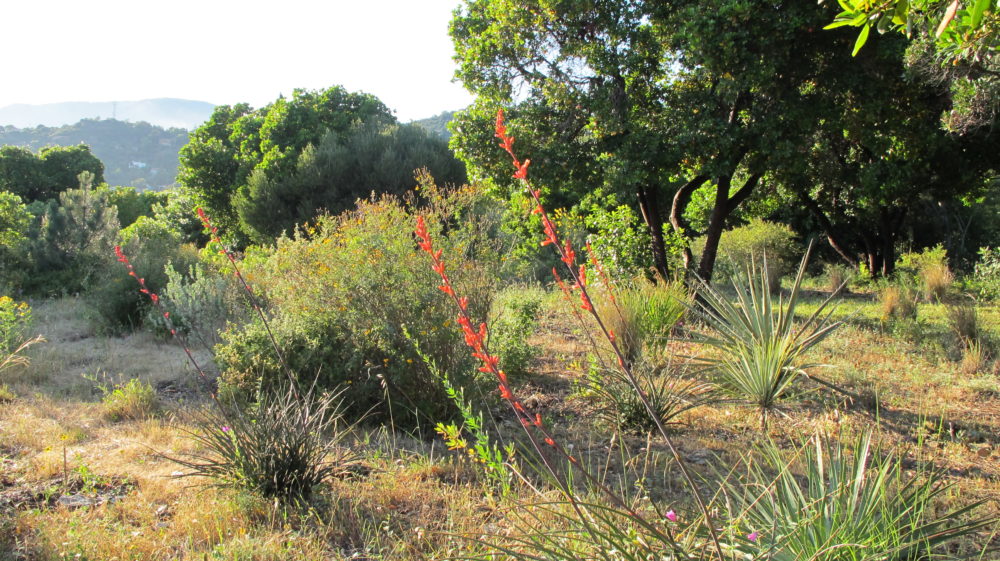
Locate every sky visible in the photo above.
<box><xmin>2</xmin><ymin>0</ymin><xmax>475</xmax><ymax>122</ymax></box>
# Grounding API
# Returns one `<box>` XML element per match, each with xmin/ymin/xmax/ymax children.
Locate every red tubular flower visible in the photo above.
<box><xmin>513</xmin><ymin>159</ymin><xmax>530</xmax><ymax>180</ymax></box>
<box><xmin>561</xmin><ymin>240</ymin><xmax>576</xmax><ymax>267</ymax></box>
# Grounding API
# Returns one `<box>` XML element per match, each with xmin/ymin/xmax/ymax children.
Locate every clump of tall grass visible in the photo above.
<box><xmin>879</xmin><ymin>283</ymin><xmax>918</xmax><ymax>323</ymax></box>
<box><xmin>691</xmin><ymin>248</ymin><xmax>843</xmax><ymax>428</ymax></box>
<box><xmin>97</xmin><ymin>376</ymin><xmax>160</xmax><ymax>422</ymax></box>
<box><xmin>721</xmin><ymin>433</ymin><xmax>994</xmax><ymax>559</ymax></box>
<box><xmin>945</xmin><ymin>300</ymin><xmax>980</xmax><ymax>345</ymax></box>
<box><xmin>824</xmin><ymin>262</ymin><xmax>853</xmax><ymax>294</ymax></box>
<box><xmin>594</xmin><ymin>277</ymin><xmax>689</xmax><ymax>365</ymax></box>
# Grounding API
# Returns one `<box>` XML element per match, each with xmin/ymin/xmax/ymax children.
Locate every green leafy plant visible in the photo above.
<box><xmin>721</xmin><ymin>432</ymin><xmax>994</xmax><ymax>560</ymax></box>
<box><xmin>692</xmin><ymin>248</ymin><xmax>843</xmax><ymax>428</ymax></box>
<box><xmin>98</xmin><ymin>376</ymin><xmax>160</xmax><ymax>422</ymax></box>
<box><xmin>170</xmin><ymin>383</ymin><xmax>356</xmax><ymax>503</ymax></box>
<box><xmin>147</xmin><ymin>261</ymin><xmax>248</xmax><ymax>348</ymax></box>
<box><xmin>0</xmin><ymin>295</ymin><xmax>31</xmax><ymax>355</ymax></box>
<box><xmin>489</xmin><ymin>287</ymin><xmax>543</xmax><ymax>378</ymax></box>
<box><xmin>971</xmin><ymin>246</ymin><xmax>1000</xmax><ymax>301</ymax></box>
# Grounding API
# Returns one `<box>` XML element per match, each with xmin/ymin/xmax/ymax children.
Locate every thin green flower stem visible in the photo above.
<box><xmin>197</xmin><ymin>210</ymin><xmax>300</xmax><ymax>398</ymax></box>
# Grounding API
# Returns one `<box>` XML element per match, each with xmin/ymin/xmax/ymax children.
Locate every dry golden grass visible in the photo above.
<box><xmin>3</xmin><ymin>294</ymin><xmax>1000</xmax><ymax>559</ymax></box>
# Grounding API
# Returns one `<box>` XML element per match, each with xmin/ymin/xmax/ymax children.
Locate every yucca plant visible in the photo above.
<box><xmin>691</xmin><ymin>248</ymin><xmax>843</xmax><ymax>428</ymax></box>
<box><xmin>171</xmin><ymin>382</ymin><xmax>356</xmax><ymax>503</ymax></box>
<box><xmin>720</xmin><ymin>433</ymin><xmax>994</xmax><ymax>560</ymax></box>
<box><xmin>587</xmin><ymin>358</ymin><xmax>718</xmax><ymax>434</ymax></box>
<box><xmin>596</xmin><ymin>278</ymin><xmax>689</xmax><ymax>365</ymax></box>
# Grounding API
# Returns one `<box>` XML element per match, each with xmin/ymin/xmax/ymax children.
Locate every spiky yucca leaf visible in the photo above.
<box><xmin>721</xmin><ymin>433</ymin><xmax>994</xmax><ymax>560</ymax></box>
<box><xmin>692</xmin><ymin>247</ymin><xmax>843</xmax><ymax>426</ymax></box>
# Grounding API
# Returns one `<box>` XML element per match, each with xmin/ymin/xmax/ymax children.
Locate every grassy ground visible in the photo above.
<box><xmin>1</xmin><ymin>286</ymin><xmax>999</xmax><ymax>559</ymax></box>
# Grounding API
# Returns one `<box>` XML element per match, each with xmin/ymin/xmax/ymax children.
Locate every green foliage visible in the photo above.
<box><xmin>178</xmin><ymin>87</ymin><xmax>396</xmax><ymax>240</ymax></box>
<box><xmin>151</xmin><ymin>186</ymin><xmax>209</xmax><ymax>245</ymax></box>
<box><xmin>171</xmin><ymin>384</ymin><xmax>356</xmax><ymax>503</ymax></box>
<box><xmin>0</xmin><ymin>144</ymin><xmax>104</xmax><ymax>202</ymax></box>
<box><xmin>89</xmin><ymin>216</ymin><xmax>196</xmax><ymax>332</ymax></box>
<box><xmin>722</xmin><ymin>433</ymin><xmax>994</xmax><ymax>560</ymax></box>
<box><xmin>575</xmin><ymin>189</ymin><xmax>665</xmax><ymax>281</ymax></box>
<box><xmin>715</xmin><ymin>219</ymin><xmax>799</xmax><ymax>285</ymax></box>
<box><xmin>0</xmin><ymin>191</ymin><xmax>29</xmax><ymax>249</ymax></box>
<box><xmin>0</xmin><ymin>296</ymin><xmax>31</xmax><ymax>356</ymax></box>
<box><xmin>971</xmin><ymin>246</ymin><xmax>1000</xmax><ymax>300</ymax></box>
<box><xmin>234</xmin><ymin>122</ymin><xmax>466</xmax><ymax>243</ymax></box>
<box><xmin>27</xmin><ymin>176</ymin><xmax>120</xmax><ymax>294</ymax></box>
<box><xmin>217</xmin><ymin>182</ymin><xmax>506</xmax><ymax>427</ymax></box>
<box><xmin>826</xmin><ymin>0</ymin><xmax>998</xmax><ymax>133</ymax></box>
<box><xmin>0</xmin><ymin>118</ymin><xmax>190</xmax><ymax>188</ymax></box>
<box><xmin>692</xmin><ymin>250</ymin><xmax>843</xmax><ymax>426</ymax></box>
<box><xmin>488</xmin><ymin>287</ymin><xmax>543</xmax><ymax>378</ymax></box>
<box><xmin>100</xmin><ymin>185</ymin><xmax>168</xmax><ymax>229</ymax></box>
<box><xmin>147</xmin><ymin>262</ymin><xmax>247</xmax><ymax>348</ymax></box>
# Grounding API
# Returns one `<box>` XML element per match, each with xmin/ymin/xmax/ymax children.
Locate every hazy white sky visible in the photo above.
<box><xmin>3</xmin><ymin>0</ymin><xmax>474</xmax><ymax>122</ymax></box>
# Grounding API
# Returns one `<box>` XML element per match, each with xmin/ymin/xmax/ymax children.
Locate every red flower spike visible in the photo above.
<box><xmin>580</xmin><ymin>292</ymin><xmax>593</xmax><ymax>312</ymax></box>
<box><xmin>534</xmin><ymin>413</ymin><xmax>542</xmax><ymax>427</ymax></box>
<box><xmin>513</xmin><ymin>159</ymin><xmax>531</xmax><ymax>180</ymax></box>
<box><xmin>163</xmin><ymin>312</ymin><xmax>170</xmax><ymax>319</ymax></box>
<box><xmin>532</xmin><ymin>205</ymin><xmax>543</xmax><ymax>215</ymax></box>
<box><xmin>495</xmin><ymin>109</ymin><xmax>506</xmax><ymax>139</ymax></box>
<box><xmin>499</xmin><ymin>385</ymin><xmax>513</xmax><ymax>399</ymax></box>
<box><xmin>438</xmin><ymin>285</ymin><xmax>454</xmax><ymax>296</ymax></box>
<box><xmin>545</xmin><ymin>437</ymin><xmax>556</xmax><ymax>447</ymax></box>
<box><xmin>150</xmin><ymin>294</ymin><xmax>159</xmax><ymax>304</ymax></box>
<box><xmin>457</xmin><ymin>297</ymin><xmax>468</xmax><ymax>311</ymax></box>
<box><xmin>561</xmin><ymin>240</ymin><xmax>575</xmax><ymax>267</ymax></box>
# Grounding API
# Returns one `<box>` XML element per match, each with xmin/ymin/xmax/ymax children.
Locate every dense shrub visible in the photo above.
<box><xmin>695</xmin><ymin>219</ymin><xmax>799</xmax><ymax>290</ymax></box>
<box><xmin>27</xmin><ymin>174</ymin><xmax>120</xmax><ymax>294</ymax></box>
<box><xmin>0</xmin><ymin>296</ymin><xmax>31</xmax><ymax>355</ymax></box>
<box><xmin>147</xmin><ymin>262</ymin><xmax>248</xmax><ymax>348</ymax></box>
<box><xmin>216</xmin><ymin>181</ymin><xmax>507</xmax><ymax>427</ymax></box>
<box><xmin>970</xmin><ymin>246</ymin><xmax>1000</xmax><ymax>301</ymax></box>
<box><xmin>89</xmin><ymin>216</ymin><xmax>197</xmax><ymax>333</ymax></box>
<box><xmin>488</xmin><ymin>287</ymin><xmax>543</xmax><ymax>378</ymax></box>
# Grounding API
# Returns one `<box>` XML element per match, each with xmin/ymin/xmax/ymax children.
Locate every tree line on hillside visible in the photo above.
<box><xmin>0</xmin><ymin>119</ymin><xmax>190</xmax><ymax>189</ymax></box>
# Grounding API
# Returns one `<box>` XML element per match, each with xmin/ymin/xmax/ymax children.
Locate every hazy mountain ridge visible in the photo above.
<box><xmin>0</xmin><ymin>119</ymin><xmax>190</xmax><ymax>189</ymax></box>
<box><xmin>0</xmin><ymin>98</ymin><xmax>215</xmax><ymax>130</ymax></box>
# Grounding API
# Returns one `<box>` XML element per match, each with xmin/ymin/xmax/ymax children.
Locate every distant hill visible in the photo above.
<box><xmin>0</xmin><ymin>119</ymin><xmax>190</xmax><ymax>189</ymax></box>
<box><xmin>411</xmin><ymin>110</ymin><xmax>456</xmax><ymax>141</ymax></box>
<box><xmin>0</xmin><ymin>98</ymin><xmax>215</xmax><ymax>130</ymax></box>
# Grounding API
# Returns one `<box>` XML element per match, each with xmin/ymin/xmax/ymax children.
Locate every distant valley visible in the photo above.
<box><xmin>0</xmin><ymin>98</ymin><xmax>216</xmax><ymax>130</ymax></box>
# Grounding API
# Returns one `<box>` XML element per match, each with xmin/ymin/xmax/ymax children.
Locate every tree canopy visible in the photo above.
<box><xmin>450</xmin><ymin>0</ymin><xmax>998</xmax><ymax>280</ymax></box>
<box><xmin>178</xmin><ymin>86</ymin><xmax>397</xmax><ymax>240</ymax></box>
<box><xmin>0</xmin><ymin>144</ymin><xmax>104</xmax><ymax>202</ymax></box>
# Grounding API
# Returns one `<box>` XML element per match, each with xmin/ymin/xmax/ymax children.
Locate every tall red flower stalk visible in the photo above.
<box><xmin>114</xmin><ymin>245</ymin><xmax>216</xmax><ymax>397</ymax></box>
<box><xmin>493</xmin><ymin>109</ymin><xmax>725</xmax><ymax>559</ymax></box>
<box><xmin>196</xmin><ymin>208</ymin><xmax>299</xmax><ymax>396</ymax></box>
<box><xmin>415</xmin><ymin>216</ymin><xmax>651</xmax><ymax>521</ymax></box>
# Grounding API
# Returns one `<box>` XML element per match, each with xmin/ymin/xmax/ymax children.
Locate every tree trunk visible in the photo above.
<box><xmin>696</xmin><ymin>176</ymin><xmax>732</xmax><ymax>283</ymax></box>
<box><xmin>637</xmin><ymin>186</ymin><xmax>670</xmax><ymax>280</ymax></box>
<box><xmin>696</xmin><ymin>173</ymin><xmax>762</xmax><ymax>283</ymax></box>
<box><xmin>794</xmin><ymin>190</ymin><xmax>858</xmax><ymax>268</ymax></box>
<box><xmin>670</xmin><ymin>175</ymin><xmax>708</xmax><ymax>273</ymax></box>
